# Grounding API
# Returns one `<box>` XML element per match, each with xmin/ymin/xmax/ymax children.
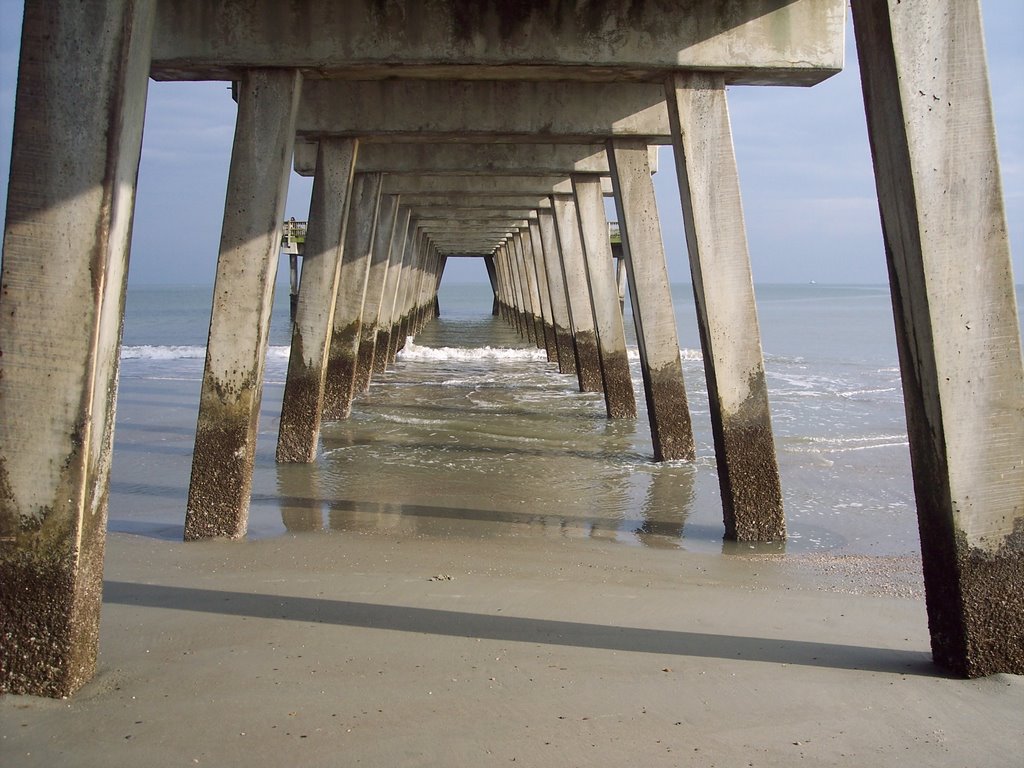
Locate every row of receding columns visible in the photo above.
<box><xmin>1</xmin><ymin>0</ymin><xmax>1021</xmax><ymax>698</ymax></box>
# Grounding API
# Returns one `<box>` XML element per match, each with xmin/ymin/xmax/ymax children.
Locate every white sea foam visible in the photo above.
<box><xmin>122</xmin><ymin>345</ymin><xmax>205</xmax><ymax>360</ymax></box>
<box><xmin>122</xmin><ymin>345</ymin><xmax>291</xmax><ymax>360</ymax></box>
<box><xmin>398</xmin><ymin>341</ymin><xmax>547</xmax><ymax>362</ymax></box>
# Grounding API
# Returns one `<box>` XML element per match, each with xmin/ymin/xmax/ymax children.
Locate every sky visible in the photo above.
<box><xmin>0</xmin><ymin>0</ymin><xmax>1021</xmax><ymax>288</ymax></box>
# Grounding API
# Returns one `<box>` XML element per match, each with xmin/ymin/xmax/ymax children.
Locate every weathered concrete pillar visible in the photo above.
<box><xmin>665</xmin><ymin>73</ymin><xmax>784</xmax><ymax>539</ymax></box>
<box><xmin>608</xmin><ymin>139</ymin><xmax>695</xmax><ymax>461</ymax></box>
<box><xmin>185</xmin><ymin>69</ymin><xmax>302</xmax><ymax>540</ymax></box>
<box><xmin>616</xmin><ymin>257</ymin><xmax>628</xmax><ymax>311</ymax></box>
<box><xmin>432</xmin><ymin>254</ymin><xmax>447</xmax><ymax>320</ymax></box>
<box><xmin>572</xmin><ymin>175</ymin><xmax>637</xmax><ymax>418</ymax></box>
<box><xmin>551</xmin><ymin>194</ymin><xmax>604</xmax><ymax>392</ymax></box>
<box><xmin>502</xmin><ymin>241</ymin><xmax>525</xmax><ymax>335</ymax></box>
<box><xmin>0</xmin><ymin>0</ymin><xmax>154</xmax><ymax>698</ymax></box>
<box><xmin>852</xmin><ymin>0</ymin><xmax>1024</xmax><ymax>677</ymax></box>
<box><xmin>484</xmin><ymin>253</ymin><xmax>501</xmax><ymax>316</ymax></box>
<box><xmin>275</xmin><ymin>138</ymin><xmax>358</xmax><ymax>463</ymax></box>
<box><xmin>391</xmin><ymin>226</ymin><xmax>422</xmax><ymax>360</ymax></box>
<box><xmin>538</xmin><ymin>208</ymin><xmax>578</xmax><ymax>376</ymax></box>
<box><xmin>512</xmin><ymin>234</ymin><xmax>537</xmax><ymax>343</ymax></box>
<box><xmin>323</xmin><ymin>172</ymin><xmax>383</xmax><ymax>419</ymax></box>
<box><xmin>398</xmin><ymin>230</ymin><xmax>426</xmax><ymax>342</ymax></box>
<box><xmin>518</xmin><ymin>227</ymin><xmax>547</xmax><ymax>348</ymax></box>
<box><xmin>529</xmin><ymin>220</ymin><xmax>559</xmax><ymax>362</ymax></box>
<box><xmin>374</xmin><ymin>207</ymin><xmax>412</xmax><ymax>375</ymax></box>
<box><xmin>498</xmin><ymin>241</ymin><xmax>521</xmax><ymax>334</ymax></box>
<box><xmin>412</xmin><ymin>247</ymin><xmax>434</xmax><ymax>332</ymax></box>
<box><xmin>355</xmin><ymin>193</ymin><xmax>401</xmax><ymax>393</ymax></box>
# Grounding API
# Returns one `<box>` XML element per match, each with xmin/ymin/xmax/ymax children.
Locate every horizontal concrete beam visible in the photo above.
<box><xmin>399</xmin><ymin>195</ymin><xmax>551</xmax><ymax>210</ymax></box>
<box><xmin>383</xmin><ymin>175</ymin><xmax>614</xmax><ymax>196</ymax></box>
<box><xmin>297</xmin><ymin>80</ymin><xmax>672</xmax><ymax>143</ymax></box>
<box><xmin>151</xmin><ymin>0</ymin><xmax>844</xmax><ymax>86</ymax></box>
<box><xmin>295</xmin><ymin>142</ymin><xmax>658</xmax><ymax>177</ymax></box>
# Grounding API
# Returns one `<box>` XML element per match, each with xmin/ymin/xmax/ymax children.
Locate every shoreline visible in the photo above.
<box><xmin>3</xmin><ymin>527</ymin><xmax>1019</xmax><ymax>767</ymax></box>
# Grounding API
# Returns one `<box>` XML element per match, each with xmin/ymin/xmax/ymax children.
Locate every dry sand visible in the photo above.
<box><xmin>2</xmin><ymin>527</ymin><xmax>1022</xmax><ymax>767</ymax></box>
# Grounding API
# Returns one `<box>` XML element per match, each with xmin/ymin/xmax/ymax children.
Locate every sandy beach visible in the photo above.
<box><xmin>2</xmin><ymin>527</ymin><xmax>1021</xmax><ymax>767</ymax></box>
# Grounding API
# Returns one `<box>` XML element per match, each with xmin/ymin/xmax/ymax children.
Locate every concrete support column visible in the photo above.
<box><xmin>432</xmin><ymin>254</ymin><xmax>447</xmax><ymax>320</ymax></box>
<box><xmin>492</xmin><ymin>248</ymin><xmax>509</xmax><ymax>321</ymax></box>
<box><xmin>518</xmin><ymin>227</ymin><xmax>546</xmax><ymax>349</ymax></box>
<box><xmin>374</xmin><ymin>207</ymin><xmax>412</xmax><ymax>375</ymax></box>
<box><xmin>538</xmin><ymin>208</ymin><xmax>578</xmax><ymax>376</ymax></box>
<box><xmin>852</xmin><ymin>0</ymin><xmax>1024</xmax><ymax>677</ymax></box>
<box><xmin>387</xmin><ymin>220</ymin><xmax>418</xmax><ymax>363</ymax></box>
<box><xmin>665</xmin><ymin>73</ymin><xmax>784</xmax><ymax>539</ymax></box>
<box><xmin>608</xmin><ymin>139</ymin><xmax>695</xmax><ymax>461</ymax></box>
<box><xmin>323</xmin><ymin>172</ymin><xmax>383</xmax><ymax>420</ymax></box>
<box><xmin>412</xmin><ymin>247</ymin><xmax>433</xmax><ymax>332</ymax></box>
<box><xmin>355</xmin><ymin>193</ymin><xmax>401</xmax><ymax>393</ymax></box>
<box><xmin>393</xmin><ymin>227</ymin><xmax>423</xmax><ymax>356</ymax></box>
<box><xmin>0</xmin><ymin>0</ymin><xmax>155</xmax><ymax>698</ymax></box>
<box><xmin>529</xmin><ymin>220</ymin><xmax>559</xmax><ymax>362</ymax></box>
<box><xmin>572</xmin><ymin>175</ymin><xmax>637</xmax><ymax>418</ymax></box>
<box><xmin>502</xmin><ymin>241</ymin><xmax>524</xmax><ymax>335</ymax></box>
<box><xmin>275</xmin><ymin>138</ymin><xmax>358</xmax><ymax>463</ymax></box>
<box><xmin>551</xmin><ymin>194</ymin><xmax>603</xmax><ymax>392</ymax></box>
<box><xmin>512</xmin><ymin>234</ymin><xmax>537</xmax><ymax>343</ymax></box>
<box><xmin>408</xmin><ymin>241</ymin><xmax>429</xmax><ymax>335</ymax></box>
<box><xmin>399</xmin><ymin>231</ymin><xmax>426</xmax><ymax>342</ymax></box>
<box><xmin>185</xmin><ymin>69</ymin><xmax>302</xmax><ymax>540</ymax></box>
<box><xmin>484</xmin><ymin>253</ymin><xmax>501</xmax><ymax>316</ymax></box>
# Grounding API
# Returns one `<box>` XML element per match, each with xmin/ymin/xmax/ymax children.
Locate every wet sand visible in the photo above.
<box><xmin>3</xmin><ymin>528</ymin><xmax>1021</xmax><ymax>767</ymax></box>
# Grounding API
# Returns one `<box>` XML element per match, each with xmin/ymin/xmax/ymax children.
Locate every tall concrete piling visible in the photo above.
<box><xmin>484</xmin><ymin>253</ymin><xmax>501</xmax><ymax>316</ymax></box>
<box><xmin>374</xmin><ymin>207</ymin><xmax>413</xmax><ymax>375</ymax></box>
<box><xmin>572</xmin><ymin>175</ymin><xmax>637</xmax><ymax>418</ymax></box>
<box><xmin>852</xmin><ymin>0</ymin><xmax>1024</xmax><ymax>677</ymax></box>
<box><xmin>184</xmin><ymin>69</ymin><xmax>302</xmax><ymax>540</ymax></box>
<box><xmin>355</xmin><ymin>194</ymin><xmax>401</xmax><ymax>393</ymax></box>
<box><xmin>607</xmin><ymin>139</ymin><xmax>696</xmax><ymax>461</ymax></box>
<box><xmin>276</xmin><ymin>138</ymin><xmax>358</xmax><ymax>463</ymax></box>
<box><xmin>538</xmin><ymin>208</ymin><xmax>579</xmax><ymax>376</ymax></box>
<box><xmin>392</xmin><ymin>227</ymin><xmax>424</xmax><ymax>359</ymax></box>
<box><xmin>552</xmin><ymin>194</ymin><xmax>604</xmax><ymax>393</ymax></box>
<box><xmin>517</xmin><ymin>229</ymin><xmax>546</xmax><ymax>348</ymax></box>
<box><xmin>0</xmin><ymin>0</ymin><xmax>155</xmax><ymax>697</ymax></box>
<box><xmin>323</xmin><ymin>172</ymin><xmax>383</xmax><ymax>420</ymax></box>
<box><xmin>665</xmin><ymin>73</ymin><xmax>784</xmax><ymax>540</ymax></box>
<box><xmin>512</xmin><ymin>234</ymin><xmax>537</xmax><ymax>343</ymax></box>
<box><xmin>528</xmin><ymin>221</ymin><xmax>559</xmax><ymax>363</ymax></box>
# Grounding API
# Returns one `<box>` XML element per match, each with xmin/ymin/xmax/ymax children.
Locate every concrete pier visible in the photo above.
<box><xmin>572</xmin><ymin>175</ymin><xmax>637</xmax><ymax>418</ymax></box>
<box><xmin>665</xmin><ymin>74</ymin><xmax>786</xmax><ymax>541</ymax></box>
<box><xmin>355</xmin><ymin>194</ymin><xmax>401</xmax><ymax>394</ymax></box>
<box><xmin>607</xmin><ymin>139</ymin><xmax>695</xmax><ymax>460</ymax></box>
<box><xmin>184</xmin><ymin>69</ymin><xmax>302</xmax><ymax>540</ymax></box>
<box><xmin>852</xmin><ymin>0</ymin><xmax>1024</xmax><ymax>677</ymax></box>
<box><xmin>0</xmin><ymin>0</ymin><xmax>155</xmax><ymax>697</ymax></box>
<box><xmin>8</xmin><ymin>0</ymin><xmax>1020</xmax><ymax>698</ymax></box>
<box><xmin>276</xmin><ymin>138</ymin><xmax>358</xmax><ymax>463</ymax></box>
<box><xmin>552</xmin><ymin>194</ymin><xmax>604</xmax><ymax>393</ymax></box>
<box><xmin>323</xmin><ymin>173</ymin><xmax>383</xmax><ymax>420</ymax></box>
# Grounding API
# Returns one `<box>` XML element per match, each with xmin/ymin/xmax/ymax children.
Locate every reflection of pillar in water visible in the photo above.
<box><xmin>328</xmin><ymin>498</ymin><xmax>401</xmax><ymax>535</ymax></box>
<box><xmin>587</xmin><ymin>423</ymin><xmax>636</xmax><ymax>541</ymax></box>
<box><xmin>276</xmin><ymin>463</ymin><xmax>324</xmax><ymax>533</ymax></box>
<box><xmin>636</xmin><ymin>466</ymin><xmax>697</xmax><ymax>549</ymax></box>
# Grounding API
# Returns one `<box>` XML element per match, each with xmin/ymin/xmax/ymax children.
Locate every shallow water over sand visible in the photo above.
<box><xmin>102</xmin><ymin>282</ymin><xmax>969</xmax><ymax>556</ymax></box>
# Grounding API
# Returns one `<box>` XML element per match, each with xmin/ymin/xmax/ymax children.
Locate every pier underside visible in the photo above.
<box><xmin>1</xmin><ymin>0</ymin><xmax>1021</xmax><ymax>700</ymax></box>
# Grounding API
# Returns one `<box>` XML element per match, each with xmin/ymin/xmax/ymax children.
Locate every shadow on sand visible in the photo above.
<box><xmin>103</xmin><ymin>580</ymin><xmax>936</xmax><ymax>677</ymax></box>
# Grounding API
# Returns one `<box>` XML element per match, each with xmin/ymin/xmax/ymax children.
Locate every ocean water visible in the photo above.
<box><xmin>110</xmin><ymin>282</ymin><xmax>1024</xmax><ymax>555</ymax></box>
